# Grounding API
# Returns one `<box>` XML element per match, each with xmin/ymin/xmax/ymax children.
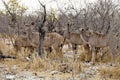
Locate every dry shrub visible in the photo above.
<box><xmin>6</xmin><ymin>48</ymin><xmax>17</xmax><ymax>57</ymax></box>
<box><xmin>99</xmin><ymin>65</ymin><xmax>120</xmax><ymax>79</ymax></box>
<box><xmin>27</xmin><ymin>58</ymin><xmax>66</xmax><ymax>72</ymax></box>
<box><xmin>97</xmin><ymin>47</ymin><xmax>112</xmax><ymax>63</ymax></box>
<box><xmin>96</xmin><ymin>47</ymin><xmax>120</xmax><ymax>63</ymax></box>
<box><xmin>78</xmin><ymin>47</ymin><xmax>116</xmax><ymax>63</ymax></box>
<box><xmin>0</xmin><ymin>41</ymin><xmax>17</xmax><ymax>57</ymax></box>
<box><xmin>0</xmin><ymin>41</ymin><xmax>7</xmax><ymax>50</ymax></box>
<box><xmin>26</xmin><ymin>58</ymin><xmax>45</xmax><ymax>71</ymax></box>
<box><xmin>116</xmin><ymin>55</ymin><xmax>120</xmax><ymax>62</ymax></box>
<box><xmin>27</xmin><ymin>51</ymin><xmax>82</xmax><ymax>74</ymax></box>
<box><xmin>0</xmin><ymin>54</ymin><xmax>53</xmax><ymax>73</ymax></box>
<box><xmin>0</xmin><ymin>33</ymin><xmax>8</xmax><ymax>40</ymax></box>
<box><xmin>77</xmin><ymin>50</ymin><xmax>92</xmax><ymax>62</ymax></box>
<box><xmin>69</xmin><ymin>61</ymin><xmax>82</xmax><ymax>74</ymax></box>
<box><xmin>46</xmin><ymin>50</ymin><xmax>64</xmax><ymax>61</ymax></box>
<box><xmin>57</xmin><ymin>54</ymin><xmax>83</xmax><ymax>74</ymax></box>
<box><xmin>14</xmin><ymin>47</ymin><xmax>35</xmax><ymax>61</ymax></box>
<box><xmin>25</xmin><ymin>52</ymin><xmax>61</xmax><ymax>72</ymax></box>
<box><xmin>77</xmin><ymin>51</ymin><xmax>86</xmax><ymax>62</ymax></box>
<box><xmin>0</xmin><ymin>41</ymin><xmax>29</xmax><ymax>71</ymax></box>
<box><xmin>0</xmin><ymin>59</ymin><xmax>28</xmax><ymax>72</ymax></box>
<box><xmin>57</xmin><ymin>59</ymin><xmax>82</xmax><ymax>74</ymax></box>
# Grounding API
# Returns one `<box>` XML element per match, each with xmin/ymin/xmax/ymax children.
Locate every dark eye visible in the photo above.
<box><xmin>81</xmin><ymin>28</ymin><xmax>84</xmax><ymax>31</ymax></box>
<box><xmin>117</xmin><ymin>46</ymin><xmax>119</xmax><ymax>49</ymax></box>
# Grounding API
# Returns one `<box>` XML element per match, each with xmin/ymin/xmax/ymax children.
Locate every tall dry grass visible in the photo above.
<box><xmin>98</xmin><ymin>64</ymin><xmax>120</xmax><ymax>79</ymax></box>
<box><xmin>0</xmin><ymin>40</ymin><xmax>16</xmax><ymax>56</ymax></box>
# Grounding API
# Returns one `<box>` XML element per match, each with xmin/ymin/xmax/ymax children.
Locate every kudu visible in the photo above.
<box><xmin>79</xmin><ymin>28</ymin><xmax>120</xmax><ymax>64</ymax></box>
<box><xmin>14</xmin><ymin>35</ymin><xmax>36</xmax><ymax>53</ymax></box>
<box><xmin>68</xmin><ymin>32</ymin><xmax>92</xmax><ymax>62</ymax></box>
<box><xmin>31</xmin><ymin>32</ymin><xmax>65</xmax><ymax>54</ymax></box>
<box><xmin>61</xmin><ymin>24</ymin><xmax>91</xmax><ymax>62</ymax></box>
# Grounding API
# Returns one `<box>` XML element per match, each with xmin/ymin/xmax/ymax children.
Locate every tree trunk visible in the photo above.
<box><xmin>39</xmin><ymin>32</ymin><xmax>45</xmax><ymax>58</ymax></box>
<box><xmin>67</xmin><ymin>23</ymin><xmax>70</xmax><ymax>39</ymax></box>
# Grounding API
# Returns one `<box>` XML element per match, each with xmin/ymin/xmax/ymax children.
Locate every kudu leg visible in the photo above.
<box><xmin>84</xmin><ymin>44</ymin><xmax>92</xmax><ymax>63</ymax></box>
<box><xmin>91</xmin><ymin>47</ymin><xmax>97</xmax><ymax>65</ymax></box>
<box><xmin>68</xmin><ymin>43</ymin><xmax>72</xmax><ymax>50</ymax></box>
<box><xmin>72</xmin><ymin>44</ymin><xmax>78</xmax><ymax>61</ymax></box>
<box><xmin>110</xmin><ymin>50</ymin><xmax>116</xmax><ymax>65</ymax></box>
<box><xmin>72</xmin><ymin>44</ymin><xmax>78</xmax><ymax>54</ymax></box>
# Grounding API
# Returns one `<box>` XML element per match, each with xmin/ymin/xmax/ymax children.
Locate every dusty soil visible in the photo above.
<box><xmin>0</xmin><ymin>56</ymin><xmax>120</xmax><ymax>80</ymax></box>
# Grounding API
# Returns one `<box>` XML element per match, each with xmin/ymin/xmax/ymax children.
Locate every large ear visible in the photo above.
<box><xmin>79</xmin><ymin>28</ymin><xmax>84</xmax><ymax>31</ymax></box>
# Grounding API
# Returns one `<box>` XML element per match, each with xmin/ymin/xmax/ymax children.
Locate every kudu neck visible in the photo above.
<box><xmin>80</xmin><ymin>30</ymin><xmax>89</xmax><ymax>43</ymax></box>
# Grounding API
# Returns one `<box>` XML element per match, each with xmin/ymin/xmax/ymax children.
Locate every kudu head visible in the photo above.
<box><xmin>79</xmin><ymin>28</ymin><xmax>92</xmax><ymax>37</ymax></box>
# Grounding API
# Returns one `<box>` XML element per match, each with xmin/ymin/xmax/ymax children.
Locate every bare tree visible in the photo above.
<box><xmin>1</xmin><ymin>0</ymin><xmax>17</xmax><ymax>28</ymax></box>
<box><xmin>35</xmin><ymin>0</ymin><xmax>47</xmax><ymax>58</ymax></box>
<box><xmin>1</xmin><ymin>0</ymin><xmax>26</xmax><ymax>31</ymax></box>
<box><xmin>1</xmin><ymin>0</ymin><xmax>27</xmax><ymax>47</ymax></box>
<box><xmin>89</xmin><ymin>0</ymin><xmax>119</xmax><ymax>34</ymax></box>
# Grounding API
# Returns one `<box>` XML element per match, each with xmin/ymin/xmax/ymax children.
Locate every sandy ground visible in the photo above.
<box><xmin>0</xmin><ymin>56</ymin><xmax>120</xmax><ymax>80</ymax></box>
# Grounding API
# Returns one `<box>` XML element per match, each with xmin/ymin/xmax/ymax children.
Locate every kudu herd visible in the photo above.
<box><xmin>13</xmin><ymin>23</ymin><xmax>120</xmax><ymax>64</ymax></box>
<box><xmin>14</xmin><ymin>31</ymin><xmax>65</xmax><ymax>55</ymax></box>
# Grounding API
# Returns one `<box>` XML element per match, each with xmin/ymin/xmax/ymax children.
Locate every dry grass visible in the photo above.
<box><xmin>46</xmin><ymin>51</ymin><xmax>64</xmax><ymax>60</ymax></box>
<box><xmin>77</xmin><ymin>47</ymin><xmax>92</xmax><ymax>62</ymax></box>
<box><xmin>6</xmin><ymin>47</ymin><xmax>119</xmax><ymax>79</ymax></box>
<box><xmin>115</xmin><ymin>54</ymin><xmax>120</xmax><ymax>62</ymax></box>
<box><xmin>77</xmin><ymin>47</ymin><xmax>120</xmax><ymax>63</ymax></box>
<box><xmin>98</xmin><ymin>64</ymin><xmax>120</xmax><ymax>79</ymax></box>
<box><xmin>77</xmin><ymin>50</ymin><xmax>92</xmax><ymax>62</ymax></box>
<box><xmin>0</xmin><ymin>40</ymin><xmax>7</xmax><ymax>49</ymax></box>
<box><xmin>0</xmin><ymin>41</ymin><xmax>16</xmax><ymax>56</ymax></box>
<box><xmin>6</xmin><ymin>50</ymin><xmax>82</xmax><ymax>75</ymax></box>
<box><xmin>0</xmin><ymin>59</ymin><xmax>28</xmax><ymax>72</ymax></box>
<box><xmin>98</xmin><ymin>47</ymin><xmax>112</xmax><ymax>63</ymax></box>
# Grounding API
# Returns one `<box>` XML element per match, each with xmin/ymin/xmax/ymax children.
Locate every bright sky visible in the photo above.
<box><xmin>0</xmin><ymin>0</ymin><xmax>96</xmax><ymax>13</ymax></box>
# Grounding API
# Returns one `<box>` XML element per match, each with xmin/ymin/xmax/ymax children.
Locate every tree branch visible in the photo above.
<box><xmin>38</xmin><ymin>0</ymin><xmax>46</xmax><ymax>28</ymax></box>
<box><xmin>1</xmin><ymin>0</ymin><xmax>12</xmax><ymax>16</ymax></box>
